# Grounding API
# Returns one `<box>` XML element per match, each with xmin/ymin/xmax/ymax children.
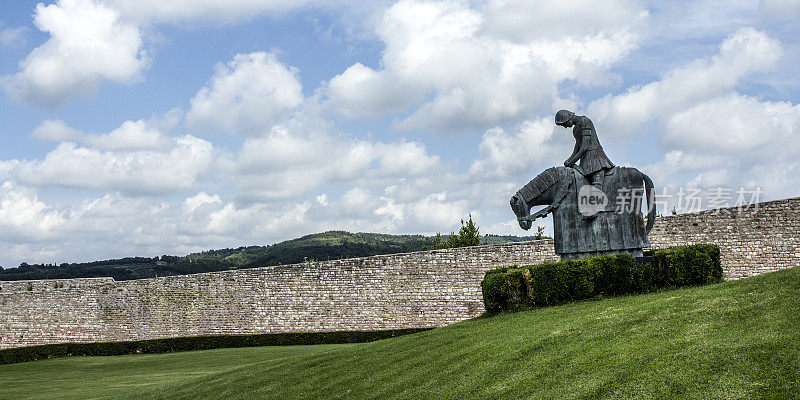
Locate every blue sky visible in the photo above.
<box><xmin>0</xmin><ymin>0</ymin><xmax>799</xmax><ymax>267</ymax></box>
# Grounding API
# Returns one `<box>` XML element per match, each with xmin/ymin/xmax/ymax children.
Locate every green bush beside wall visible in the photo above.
<box><xmin>482</xmin><ymin>244</ymin><xmax>722</xmax><ymax>313</ymax></box>
<box><xmin>0</xmin><ymin>328</ymin><xmax>431</xmax><ymax>365</ymax></box>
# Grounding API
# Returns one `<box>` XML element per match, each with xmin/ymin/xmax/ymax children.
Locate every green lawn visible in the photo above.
<box><xmin>0</xmin><ymin>344</ymin><xmax>352</xmax><ymax>400</ymax></box>
<box><xmin>3</xmin><ymin>267</ymin><xmax>799</xmax><ymax>399</ymax></box>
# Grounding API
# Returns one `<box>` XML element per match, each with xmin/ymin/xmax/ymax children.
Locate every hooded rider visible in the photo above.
<box><xmin>555</xmin><ymin>110</ymin><xmax>614</xmax><ymax>191</ymax></box>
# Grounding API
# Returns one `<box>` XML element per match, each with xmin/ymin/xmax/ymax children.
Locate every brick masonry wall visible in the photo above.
<box><xmin>1</xmin><ymin>197</ymin><xmax>798</xmax><ymax>349</ymax></box>
<box><xmin>648</xmin><ymin>197</ymin><xmax>800</xmax><ymax>280</ymax></box>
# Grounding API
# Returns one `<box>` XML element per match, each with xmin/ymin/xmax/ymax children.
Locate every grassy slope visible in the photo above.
<box><xmin>3</xmin><ymin>267</ymin><xmax>799</xmax><ymax>399</ymax></box>
<box><xmin>0</xmin><ymin>344</ymin><xmax>352</xmax><ymax>400</ymax></box>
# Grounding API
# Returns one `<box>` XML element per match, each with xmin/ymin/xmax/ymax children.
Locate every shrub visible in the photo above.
<box><xmin>504</xmin><ymin>268</ymin><xmax>527</xmax><ymax>308</ymax></box>
<box><xmin>593</xmin><ymin>254</ymin><xmax>635</xmax><ymax>295</ymax></box>
<box><xmin>527</xmin><ymin>256</ymin><xmax>627</xmax><ymax>306</ymax></box>
<box><xmin>482</xmin><ymin>244</ymin><xmax>721</xmax><ymax>313</ymax></box>
<box><xmin>0</xmin><ymin>328</ymin><xmax>431</xmax><ymax>365</ymax></box>
<box><xmin>650</xmin><ymin>244</ymin><xmax>723</xmax><ymax>287</ymax></box>
<box><xmin>481</xmin><ymin>267</ymin><xmax>512</xmax><ymax>313</ymax></box>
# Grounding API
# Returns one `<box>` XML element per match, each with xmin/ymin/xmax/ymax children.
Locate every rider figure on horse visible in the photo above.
<box><xmin>555</xmin><ymin>110</ymin><xmax>614</xmax><ymax>191</ymax></box>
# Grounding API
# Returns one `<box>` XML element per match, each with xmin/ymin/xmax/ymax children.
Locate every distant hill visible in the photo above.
<box><xmin>0</xmin><ymin>231</ymin><xmax>543</xmax><ymax>281</ymax></box>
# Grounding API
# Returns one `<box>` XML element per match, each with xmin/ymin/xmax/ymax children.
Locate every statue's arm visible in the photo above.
<box><xmin>564</xmin><ymin>135</ymin><xmax>580</xmax><ymax>166</ymax></box>
<box><xmin>565</xmin><ymin>130</ymin><xmax>592</xmax><ymax>165</ymax></box>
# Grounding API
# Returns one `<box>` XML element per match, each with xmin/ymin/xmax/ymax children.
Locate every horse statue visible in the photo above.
<box><xmin>510</xmin><ymin>165</ymin><xmax>655</xmax><ymax>260</ymax></box>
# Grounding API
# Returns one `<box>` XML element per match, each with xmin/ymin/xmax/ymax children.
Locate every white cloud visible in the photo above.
<box><xmin>187</xmin><ymin>51</ymin><xmax>304</xmax><ymax>136</ymax></box>
<box><xmin>0</xmin><ymin>25</ymin><xmax>29</xmax><ymax>48</ymax></box>
<box><xmin>178</xmin><ymin>194</ymin><xmax>312</xmax><ymax>239</ymax></box>
<box><xmin>1</xmin><ymin>0</ymin><xmax>149</xmax><ymax>108</ymax></box>
<box><xmin>364</xmin><ymin>184</ymin><xmax>474</xmax><ymax>234</ymax></box>
<box><xmin>405</xmin><ymin>191</ymin><xmax>468</xmax><ymax>231</ymax></box>
<box><xmin>326</xmin><ymin>0</ymin><xmax>645</xmax><ymax>131</ymax></box>
<box><xmin>664</xmin><ymin>94</ymin><xmax>799</xmax><ymax>154</ymax></box>
<box><xmin>469</xmin><ymin>118</ymin><xmax>568</xmax><ymax>179</ymax></box>
<box><xmin>0</xmin><ymin>182</ymin><xmax>65</xmax><ymax>242</ymax></box>
<box><xmin>647</xmin><ymin>93</ymin><xmax>800</xmax><ymax>195</ymax></box>
<box><xmin>32</xmin><ymin>111</ymin><xmax>180</xmax><ymax>150</ymax></box>
<box><xmin>31</xmin><ymin>119</ymin><xmax>83</xmax><ymax>142</ymax></box>
<box><xmin>182</xmin><ymin>191</ymin><xmax>222</xmax><ymax>213</ymax></box>
<box><xmin>233</xmin><ymin>114</ymin><xmax>439</xmax><ymax>201</ymax></box>
<box><xmin>326</xmin><ymin>62</ymin><xmax>419</xmax><ymax>118</ymax></box>
<box><xmin>13</xmin><ymin>133</ymin><xmax>213</xmax><ymax>195</ymax></box>
<box><xmin>0</xmin><ymin>161</ymin><xmax>20</xmax><ymax>181</ymax></box>
<box><xmin>84</xmin><ymin>119</ymin><xmax>171</xmax><ymax>151</ymax></box>
<box><xmin>588</xmin><ymin>27</ymin><xmax>783</xmax><ymax>138</ymax></box>
<box><xmin>0</xmin><ymin>183</ymin><xmax>316</xmax><ymax>265</ymax></box>
<box><xmin>760</xmin><ymin>0</ymin><xmax>800</xmax><ymax>17</ymax></box>
<box><xmin>340</xmin><ymin>187</ymin><xmax>377</xmax><ymax>216</ymax></box>
<box><xmin>482</xmin><ymin>0</ymin><xmax>645</xmax><ymax>42</ymax></box>
<box><xmin>104</xmin><ymin>0</ymin><xmax>312</xmax><ymax>24</ymax></box>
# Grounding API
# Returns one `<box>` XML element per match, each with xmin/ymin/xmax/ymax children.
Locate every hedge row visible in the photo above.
<box><xmin>0</xmin><ymin>328</ymin><xmax>431</xmax><ymax>365</ymax></box>
<box><xmin>481</xmin><ymin>244</ymin><xmax>722</xmax><ymax>313</ymax></box>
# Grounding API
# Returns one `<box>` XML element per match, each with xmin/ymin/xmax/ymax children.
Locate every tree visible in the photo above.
<box><xmin>428</xmin><ymin>232</ymin><xmax>447</xmax><ymax>250</ymax></box>
<box><xmin>456</xmin><ymin>214</ymin><xmax>481</xmax><ymax>247</ymax></box>
<box><xmin>426</xmin><ymin>214</ymin><xmax>481</xmax><ymax>250</ymax></box>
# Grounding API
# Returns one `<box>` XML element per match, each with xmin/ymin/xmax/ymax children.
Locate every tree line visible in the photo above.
<box><xmin>1</xmin><ymin>226</ymin><xmax>547</xmax><ymax>281</ymax></box>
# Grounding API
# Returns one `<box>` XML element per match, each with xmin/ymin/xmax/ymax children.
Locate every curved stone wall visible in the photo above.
<box><xmin>1</xmin><ymin>197</ymin><xmax>798</xmax><ymax>349</ymax></box>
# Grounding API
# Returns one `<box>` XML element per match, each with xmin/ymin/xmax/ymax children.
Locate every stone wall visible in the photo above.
<box><xmin>1</xmin><ymin>197</ymin><xmax>798</xmax><ymax>349</ymax></box>
<box><xmin>1</xmin><ymin>241</ymin><xmax>557</xmax><ymax>349</ymax></box>
<box><xmin>648</xmin><ymin>197</ymin><xmax>800</xmax><ymax>280</ymax></box>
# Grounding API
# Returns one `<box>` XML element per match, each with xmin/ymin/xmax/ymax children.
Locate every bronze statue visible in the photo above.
<box><xmin>556</xmin><ymin>110</ymin><xmax>614</xmax><ymax>191</ymax></box>
<box><xmin>509</xmin><ymin>111</ymin><xmax>655</xmax><ymax>260</ymax></box>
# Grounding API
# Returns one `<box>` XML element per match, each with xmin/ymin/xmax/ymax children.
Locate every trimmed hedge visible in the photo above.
<box><xmin>0</xmin><ymin>328</ymin><xmax>430</xmax><ymax>365</ymax></box>
<box><xmin>482</xmin><ymin>244</ymin><xmax>722</xmax><ymax>313</ymax></box>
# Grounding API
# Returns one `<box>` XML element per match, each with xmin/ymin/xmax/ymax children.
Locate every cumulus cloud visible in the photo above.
<box><xmin>31</xmin><ymin>110</ymin><xmax>180</xmax><ymax>150</ymax></box>
<box><xmin>663</xmin><ymin>94</ymin><xmax>799</xmax><ymax>154</ymax></box>
<box><xmin>588</xmin><ymin>27</ymin><xmax>783</xmax><ymax>138</ymax></box>
<box><xmin>83</xmin><ymin>119</ymin><xmax>172</xmax><ymax>151</ymax></box>
<box><xmin>0</xmin><ymin>178</ymin><xmax>471</xmax><ymax>266</ymax></box>
<box><xmin>0</xmin><ymin>161</ymin><xmax>20</xmax><ymax>181</ymax></box>
<box><xmin>233</xmin><ymin>117</ymin><xmax>440</xmax><ymax>201</ymax></box>
<box><xmin>0</xmin><ymin>190</ymin><xmax>188</xmax><ymax>265</ymax></box>
<box><xmin>339</xmin><ymin>187</ymin><xmax>377</xmax><ymax>216</ymax></box>
<box><xmin>482</xmin><ymin>0</ymin><xmax>645</xmax><ymax>42</ymax></box>
<box><xmin>31</xmin><ymin>119</ymin><xmax>83</xmax><ymax>142</ymax></box>
<box><xmin>360</xmin><ymin>184</ymin><xmax>474</xmax><ymax>233</ymax></box>
<box><xmin>177</xmin><ymin>192</ymin><xmax>313</xmax><ymax>241</ymax></box>
<box><xmin>469</xmin><ymin>118</ymin><xmax>569</xmax><ymax>179</ymax></box>
<box><xmin>0</xmin><ymin>182</ymin><xmax>65</xmax><ymax>242</ymax></box>
<box><xmin>326</xmin><ymin>0</ymin><xmax>646</xmax><ymax>132</ymax></box>
<box><xmin>187</xmin><ymin>51</ymin><xmax>304</xmax><ymax>136</ymax></box>
<box><xmin>1</xmin><ymin>0</ymin><xmax>149</xmax><ymax>108</ymax></box>
<box><xmin>182</xmin><ymin>49</ymin><xmax>453</xmax><ymax>223</ymax></box>
<box><xmin>13</xmin><ymin>118</ymin><xmax>213</xmax><ymax>195</ymax></box>
<box><xmin>645</xmin><ymin>93</ymin><xmax>800</xmax><ymax>196</ymax></box>
<box><xmin>326</xmin><ymin>62</ymin><xmax>419</xmax><ymax>118</ymax></box>
<box><xmin>405</xmin><ymin>191</ymin><xmax>468</xmax><ymax>231</ymax></box>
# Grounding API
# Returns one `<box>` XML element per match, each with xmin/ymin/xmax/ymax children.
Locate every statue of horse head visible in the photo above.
<box><xmin>509</xmin><ymin>166</ymin><xmax>566</xmax><ymax>230</ymax></box>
